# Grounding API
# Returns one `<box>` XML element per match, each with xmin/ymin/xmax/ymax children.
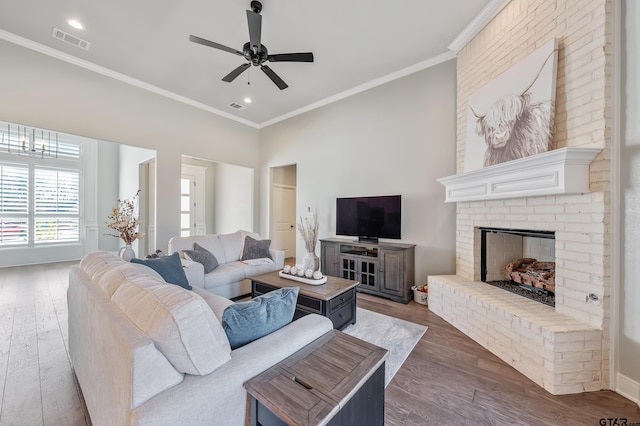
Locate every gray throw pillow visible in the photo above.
<box><xmin>183</xmin><ymin>243</ymin><xmax>219</xmax><ymax>274</ymax></box>
<box><xmin>221</xmin><ymin>287</ymin><xmax>299</xmax><ymax>349</ymax></box>
<box><xmin>240</xmin><ymin>236</ymin><xmax>272</xmax><ymax>261</ymax></box>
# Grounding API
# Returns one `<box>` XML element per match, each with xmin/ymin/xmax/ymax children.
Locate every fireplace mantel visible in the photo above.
<box><xmin>437</xmin><ymin>147</ymin><xmax>601</xmax><ymax>203</ymax></box>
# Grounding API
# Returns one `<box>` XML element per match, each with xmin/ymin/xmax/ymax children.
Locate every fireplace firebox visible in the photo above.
<box><xmin>479</xmin><ymin>227</ymin><xmax>556</xmax><ymax>307</ymax></box>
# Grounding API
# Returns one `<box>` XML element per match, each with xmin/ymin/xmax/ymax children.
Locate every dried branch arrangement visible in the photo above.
<box><xmin>297</xmin><ymin>207</ymin><xmax>319</xmax><ymax>253</ymax></box>
<box><xmin>105</xmin><ymin>190</ymin><xmax>145</xmax><ymax>244</ymax></box>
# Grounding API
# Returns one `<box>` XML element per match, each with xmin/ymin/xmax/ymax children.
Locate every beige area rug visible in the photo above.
<box><xmin>342</xmin><ymin>307</ymin><xmax>427</xmax><ymax>387</ymax></box>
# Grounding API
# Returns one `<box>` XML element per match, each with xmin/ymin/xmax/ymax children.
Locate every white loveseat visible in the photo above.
<box><xmin>68</xmin><ymin>251</ymin><xmax>333</xmax><ymax>426</ymax></box>
<box><xmin>168</xmin><ymin>230</ymin><xmax>284</xmax><ymax>299</ymax></box>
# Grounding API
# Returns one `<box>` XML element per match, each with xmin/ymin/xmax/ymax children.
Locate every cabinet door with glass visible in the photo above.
<box><xmin>340</xmin><ymin>255</ymin><xmax>378</xmax><ymax>291</ymax></box>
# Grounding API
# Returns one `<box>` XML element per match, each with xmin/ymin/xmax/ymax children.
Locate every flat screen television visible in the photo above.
<box><xmin>336</xmin><ymin>195</ymin><xmax>401</xmax><ymax>242</ymax></box>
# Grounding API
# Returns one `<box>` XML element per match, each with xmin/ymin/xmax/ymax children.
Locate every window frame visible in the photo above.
<box><xmin>0</xmin><ymin>132</ymin><xmax>83</xmax><ymax>248</ymax></box>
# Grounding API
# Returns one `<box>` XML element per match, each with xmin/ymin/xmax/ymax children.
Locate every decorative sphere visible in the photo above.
<box><xmin>290</xmin><ymin>266</ymin><xmax>297</xmax><ymax>275</ymax></box>
<box><xmin>283</xmin><ymin>265</ymin><xmax>291</xmax><ymax>274</ymax></box>
<box><xmin>296</xmin><ymin>268</ymin><xmax>305</xmax><ymax>276</ymax></box>
<box><xmin>312</xmin><ymin>270</ymin><xmax>323</xmax><ymax>280</ymax></box>
<box><xmin>305</xmin><ymin>269</ymin><xmax>313</xmax><ymax>278</ymax></box>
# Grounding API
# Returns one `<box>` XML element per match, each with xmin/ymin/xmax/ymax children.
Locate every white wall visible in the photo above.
<box><xmin>0</xmin><ymin>39</ymin><xmax>260</xmax><ymax>255</ymax></box>
<box><xmin>215</xmin><ymin>162</ymin><xmax>254</xmax><ymax>234</ymax></box>
<box><xmin>619</xmin><ymin>0</ymin><xmax>640</xmax><ymax>402</ymax></box>
<box><xmin>117</xmin><ymin>144</ymin><xmax>155</xmax><ymax>255</ymax></box>
<box><xmin>259</xmin><ymin>60</ymin><xmax>457</xmax><ymax>283</ymax></box>
<box><xmin>97</xmin><ymin>140</ymin><xmax>120</xmax><ymax>252</ymax></box>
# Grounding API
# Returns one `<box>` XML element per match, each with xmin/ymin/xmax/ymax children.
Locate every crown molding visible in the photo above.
<box><xmin>448</xmin><ymin>0</ymin><xmax>513</xmax><ymax>54</ymax></box>
<box><xmin>0</xmin><ymin>29</ymin><xmax>260</xmax><ymax>129</ymax></box>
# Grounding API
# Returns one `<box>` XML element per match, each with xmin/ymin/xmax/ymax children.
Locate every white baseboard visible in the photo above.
<box><xmin>616</xmin><ymin>373</ymin><xmax>640</xmax><ymax>407</ymax></box>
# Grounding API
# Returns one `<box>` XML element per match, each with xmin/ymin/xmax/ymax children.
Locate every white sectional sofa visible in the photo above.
<box><xmin>68</xmin><ymin>251</ymin><xmax>332</xmax><ymax>426</ymax></box>
<box><xmin>168</xmin><ymin>230</ymin><xmax>284</xmax><ymax>299</ymax></box>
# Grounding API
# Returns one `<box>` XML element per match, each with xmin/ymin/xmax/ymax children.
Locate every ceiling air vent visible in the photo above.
<box><xmin>52</xmin><ymin>28</ymin><xmax>91</xmax><ymax>50</ymax></box>
<box><xmin>228</xmin><ymin>102</ymin><xmax>247</xmax><ymax>111</ymax></box>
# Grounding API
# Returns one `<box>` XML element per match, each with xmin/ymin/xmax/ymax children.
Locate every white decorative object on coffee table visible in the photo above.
<box><xmin>278</xmin><ymin>270</ymin><xmax>327</xmax><ymax>285</ymax></box>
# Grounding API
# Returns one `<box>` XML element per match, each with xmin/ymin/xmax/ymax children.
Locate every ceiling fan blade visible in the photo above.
<box><xmin>189</xmin><ymin>35</ymin><xmax>243</xmax><ymax>56</ymax></box>
<box><xmin>222</xmin><ymin>63</ymin><xmax>251</xmax><ymax>82</ymax></box>
<box><xmin>260</xmin><ymin>65</ymin><xmax>288</xmax><ymax>90</ymax></box>
<box><xmin>246</xmin><ymin>10</ymin><xmax>262</xmax><ymax>53</ymax></box>
<box><xmin>267</xmin><ymin>52</ymin><xmax>314</xmax><ymax>63</ymax></box>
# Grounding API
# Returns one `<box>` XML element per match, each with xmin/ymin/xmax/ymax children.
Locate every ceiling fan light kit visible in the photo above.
<box><xmin>189</xmin><ymin>0</ymin><xmax>313</xmax><ymax>90</ymax></box>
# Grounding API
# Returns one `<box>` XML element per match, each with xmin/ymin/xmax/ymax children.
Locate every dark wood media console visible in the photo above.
<box><xmin>320</xmin><ymin>238</ymin><xmax>415</xmax><ymax>303</ymax></box>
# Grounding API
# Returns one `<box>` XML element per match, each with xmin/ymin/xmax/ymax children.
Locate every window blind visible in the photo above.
<box><xmin>0</xmin><ymin>164</ymin><xmax>28</xmax><ymax>245</ymax></box>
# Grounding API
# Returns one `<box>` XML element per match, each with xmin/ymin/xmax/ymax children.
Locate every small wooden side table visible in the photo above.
<box><xmin>243</xmin><ymin>330</ymin><xmax>388</xmax><ymax>426</ymax></box>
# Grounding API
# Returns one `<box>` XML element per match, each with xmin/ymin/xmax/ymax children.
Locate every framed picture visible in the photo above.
<box><xmin>463</xmin><ymin>38</ymin><xmax>558</xmax><ymax>172</ymax></box>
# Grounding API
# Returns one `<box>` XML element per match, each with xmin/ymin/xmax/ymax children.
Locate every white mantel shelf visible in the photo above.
<box><xmin>438</xmin><ymin>147</ymin><xmax>602</xmax><ymax>203</ymax></box>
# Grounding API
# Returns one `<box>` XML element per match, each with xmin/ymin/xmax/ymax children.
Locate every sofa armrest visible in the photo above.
<box><xmin>181</xmin><ymin>258</ymin><xmax>205</xmax><ymax>289</ymax></box>
<box><xmin>269</xmin><ymin>248</ymin><xmax>285</xmax><ymax>269</ymax></box>
<box><xmin>133</xmin><ymin>314</ymin><xmax>334</xmax><ymax>425</ymax></box>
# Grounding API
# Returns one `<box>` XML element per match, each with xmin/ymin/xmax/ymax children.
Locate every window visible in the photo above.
<box><xmin>0</xmin><ymin>164</ymin><xmax>28</xmax><ymax>245</ymax></box>
<box><xmin>0</xmin><ymin>125</ymin><xmax>82</xmax><ymax>247</ymax></box>
<box><xmin>34</xmin><ymin>168</ymin><xmax>80</xmax><ymax>243</ymax></box>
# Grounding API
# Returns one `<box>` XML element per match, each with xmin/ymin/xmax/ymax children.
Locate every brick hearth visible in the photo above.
<box><xmin>428</xmin><ymin>275</ymin><xmax>602</xmax><ymax>394</ymax></box>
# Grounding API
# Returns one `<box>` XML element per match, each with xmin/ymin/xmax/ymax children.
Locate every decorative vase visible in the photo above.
<box><xmin>302</xmin><ymin>251</ymin><xmax>320</xmax><ymax>272</ymax></box>
<box><xmin>118</xmin><ymin>244</ymin><xmax>136</xmax><ymax>261</ymax></box>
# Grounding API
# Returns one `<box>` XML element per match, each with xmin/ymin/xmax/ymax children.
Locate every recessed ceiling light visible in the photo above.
<box><xmin>67</xmin><ymin>19</ymin><xmax>84</xmax><ymax>30</ymax></box>
<box><xmin>244</xmin><ymin>97</ymin><xmax>252</xmax><ymax>104</ymax></box>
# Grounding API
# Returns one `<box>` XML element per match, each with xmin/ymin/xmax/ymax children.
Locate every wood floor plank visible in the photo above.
<box><xmin>1</xmin><ymin>267</ymin><xmax>43</xmax><ymax>426</ymax></box>
<box><xmin>0</xmin><ymin>263</ymin><xmax>638</xmax><ymax>426</ymax></box>
<box><xmin>357</xmin><ymin>292</ymin><xmax>640</xmax><ymax>425</ymax></box>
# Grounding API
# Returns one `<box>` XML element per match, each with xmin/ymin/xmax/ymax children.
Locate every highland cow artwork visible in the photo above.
<box><xmin>463</xmin><ymin>39</ymin><xmax>558</xmax><ymax>172</ymax></box>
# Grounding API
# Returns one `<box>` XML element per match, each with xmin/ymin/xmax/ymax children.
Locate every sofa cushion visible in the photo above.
<box><xmin>203</xmin><ymin>262</ymin><xmax>247</xmax><ymax>289</ymax></box>
<box><xmin>192</xmin><ymin>287</ymin><xmax>234</xmax><ymax>322</ymax></box>
<box><xmin>169</xmin><ymin>235</ymin><xmax>228</xmax><ymax>265</ymax></box>
<box><xmin>183</xmin><ymin>243</ymin><xmax>219</xmax><ymax>273</ymax></box>
<box><xmin>242</xmin><ymin>259</ymin><xmax>279</xmax><ymax>278</ymax></box>
<box><xmin>97</xmin><ymin>262</ymin><xmax>164</xmax><ymax>297</ymax></box>
<box><xmin>195</xmin><ymin>235</ymin><xmax>228</xmax><ymax>265</ymax></box>
<box><xmin>219</xmin><ymin>231</ymin><xmax>244</xmax><ymax>262</ymax></box>
<box><xmin>111</xmin><ymin>278</ymin><xmax>231</xmax><ymax>375</ymax></box>
<box><xmin>221</xmin><ymin>287</ymin><xmax>299</xmax><ymax>349</ymax></box>
<box><xmin>240</xmin><ymin>236</ymin><xmax>272</xmax><ymax>261</ymax></box>
<box><xmin>80</xmin><ymin>251</ymin><xmax>128</xmax><ymax>281</ymax></box>
<box><xmin>131</xmin><ymin>253</ymin><xmax>192</xmax><ymax>290</ymax></box>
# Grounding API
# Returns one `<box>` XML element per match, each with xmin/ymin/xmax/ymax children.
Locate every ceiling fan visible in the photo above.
<box><xmin>189</xmin><ymin>0</ymin><xmax>314</xmax><ymax>90</ymax></box>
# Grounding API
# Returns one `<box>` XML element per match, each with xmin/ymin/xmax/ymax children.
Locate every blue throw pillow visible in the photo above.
<box><xmin>221</xmin><ymin>287</ymin><xmax>299</xmax><ymax>349</ymax></box>
<box><xmin>131</xmin><ymin>252</ymin><xmax>192</xmax><ymax>290</ymax></box>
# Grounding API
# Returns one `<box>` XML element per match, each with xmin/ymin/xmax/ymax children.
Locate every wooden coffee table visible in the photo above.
<box><xmin>244</xmin><ymin>329</ymin><xmax>387</xmax><ymax>426</ymax></box>
<box><xmin>251</xmin><ymin>271</ymin><xmax>358</xmax><ymax>330</ymax></box>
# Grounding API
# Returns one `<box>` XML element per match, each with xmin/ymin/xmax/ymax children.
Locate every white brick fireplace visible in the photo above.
<box><xmin>430</xmin><ymin>148</ymin><xmax>607</xmax><ymax>394</ymax></box>
<box><xmin>430</xmin><ymin>0</ymin><xmax>614</xmax><ymax>395</ymax></box>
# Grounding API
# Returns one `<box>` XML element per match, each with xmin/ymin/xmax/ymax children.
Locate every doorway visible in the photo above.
<box><xmin>270</xmin><ymin>165</ymin><xmax>297</xmax><ymax>260</ymax></box>
<box><xmin>181</xmin><ymin>163</ymin><xmax>207</xmax><ymax>236</ymax></box>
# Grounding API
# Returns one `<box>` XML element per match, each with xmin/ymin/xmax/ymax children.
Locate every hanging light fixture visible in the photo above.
<box><xmin>1</xmin><ymin>123</ymin><xmax>58</xmax><ymax>159</ymax></box>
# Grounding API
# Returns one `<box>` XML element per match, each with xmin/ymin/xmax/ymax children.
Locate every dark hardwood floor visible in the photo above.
<box><xmin>0</xmin><ymin>261</ymin><xmax>638</xmax><ymax>425</ymax></box>
<box><xmin>357</xmin><ymin>292</ymin><xmax>640</xmax><ymax>426</ymax></box>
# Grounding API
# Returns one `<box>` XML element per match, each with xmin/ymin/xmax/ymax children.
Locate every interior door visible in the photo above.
<box><xmin>271</xmin><ymin>185</ymin><xmax>296</xmax><ymax>258</ymax></box>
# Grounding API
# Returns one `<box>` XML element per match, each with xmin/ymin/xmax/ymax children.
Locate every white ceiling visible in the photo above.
<box><xmin>0</xmin><ymin>0</ymin><xmax>491</xmax><ymax>127</ymax></box>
